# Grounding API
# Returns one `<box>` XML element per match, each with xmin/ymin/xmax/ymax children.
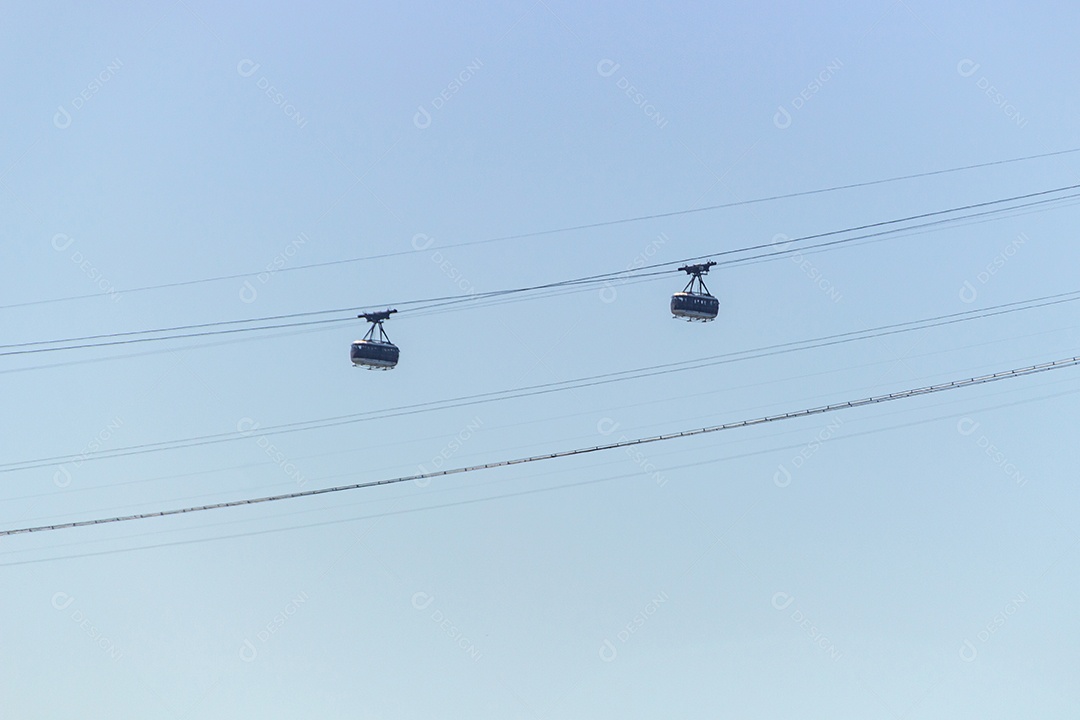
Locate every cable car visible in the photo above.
<box><xmin>671</xmin><ymin>261</ymin><xmax>719</xmax><ymax>321</ymax></box>
<box><xmin>351</xmin><ymin>309</ymin><xmax>399</xmax><ymax>369</ymax></box>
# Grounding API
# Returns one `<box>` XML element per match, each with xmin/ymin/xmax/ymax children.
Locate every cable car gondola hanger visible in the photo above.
<box><xmin>351</xmin><ymin>309</ymin><xmax>400</xmax><ymax>369</ymax></box>
<box><xmin>671</xmin><ymin>261</ymin><xmax>719</xmax><ymax>321</ymax></box>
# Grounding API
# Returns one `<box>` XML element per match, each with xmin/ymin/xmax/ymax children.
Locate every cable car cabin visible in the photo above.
<box><xmin>352</xmin><ymin>309</ymin><xmax>400</xmax><ymax>370</ymax></box>
<box><xmin>351</xmin><ymin>340</ymin><xmax>399</xmax><ymax>369</ymax></box>
<box><xmin>671</xmin><ymin>261</ymin><xmax>719</xmax><ymax>321</ymax></box>
<box><xmin>671</xmin><ymin>291</ymin><xmax>719</xmax><ymax>321</ymax></box>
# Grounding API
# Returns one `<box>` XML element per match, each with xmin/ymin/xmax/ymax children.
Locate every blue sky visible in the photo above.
<box><xmin>2</xmin><ymin>1</ymin><xmax>1079</xmax><ymax>717</ymax></box>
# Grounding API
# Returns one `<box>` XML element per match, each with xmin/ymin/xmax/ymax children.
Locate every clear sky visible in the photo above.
<box><xmin>2</xmin><ymin>1</ymin><xmax>1079</xmax><ymax>717</ymax></box>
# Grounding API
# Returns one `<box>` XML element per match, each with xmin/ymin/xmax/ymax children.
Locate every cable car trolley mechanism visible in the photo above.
<box><xmin>670</xmin><ymin>261</ymin><xmax>719</xmax><ymax>321</ymax></box>
<box><xmin>351</xmin><ymin>309</ymin><xmax>400</xmax><ymax>369</ymax></box>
